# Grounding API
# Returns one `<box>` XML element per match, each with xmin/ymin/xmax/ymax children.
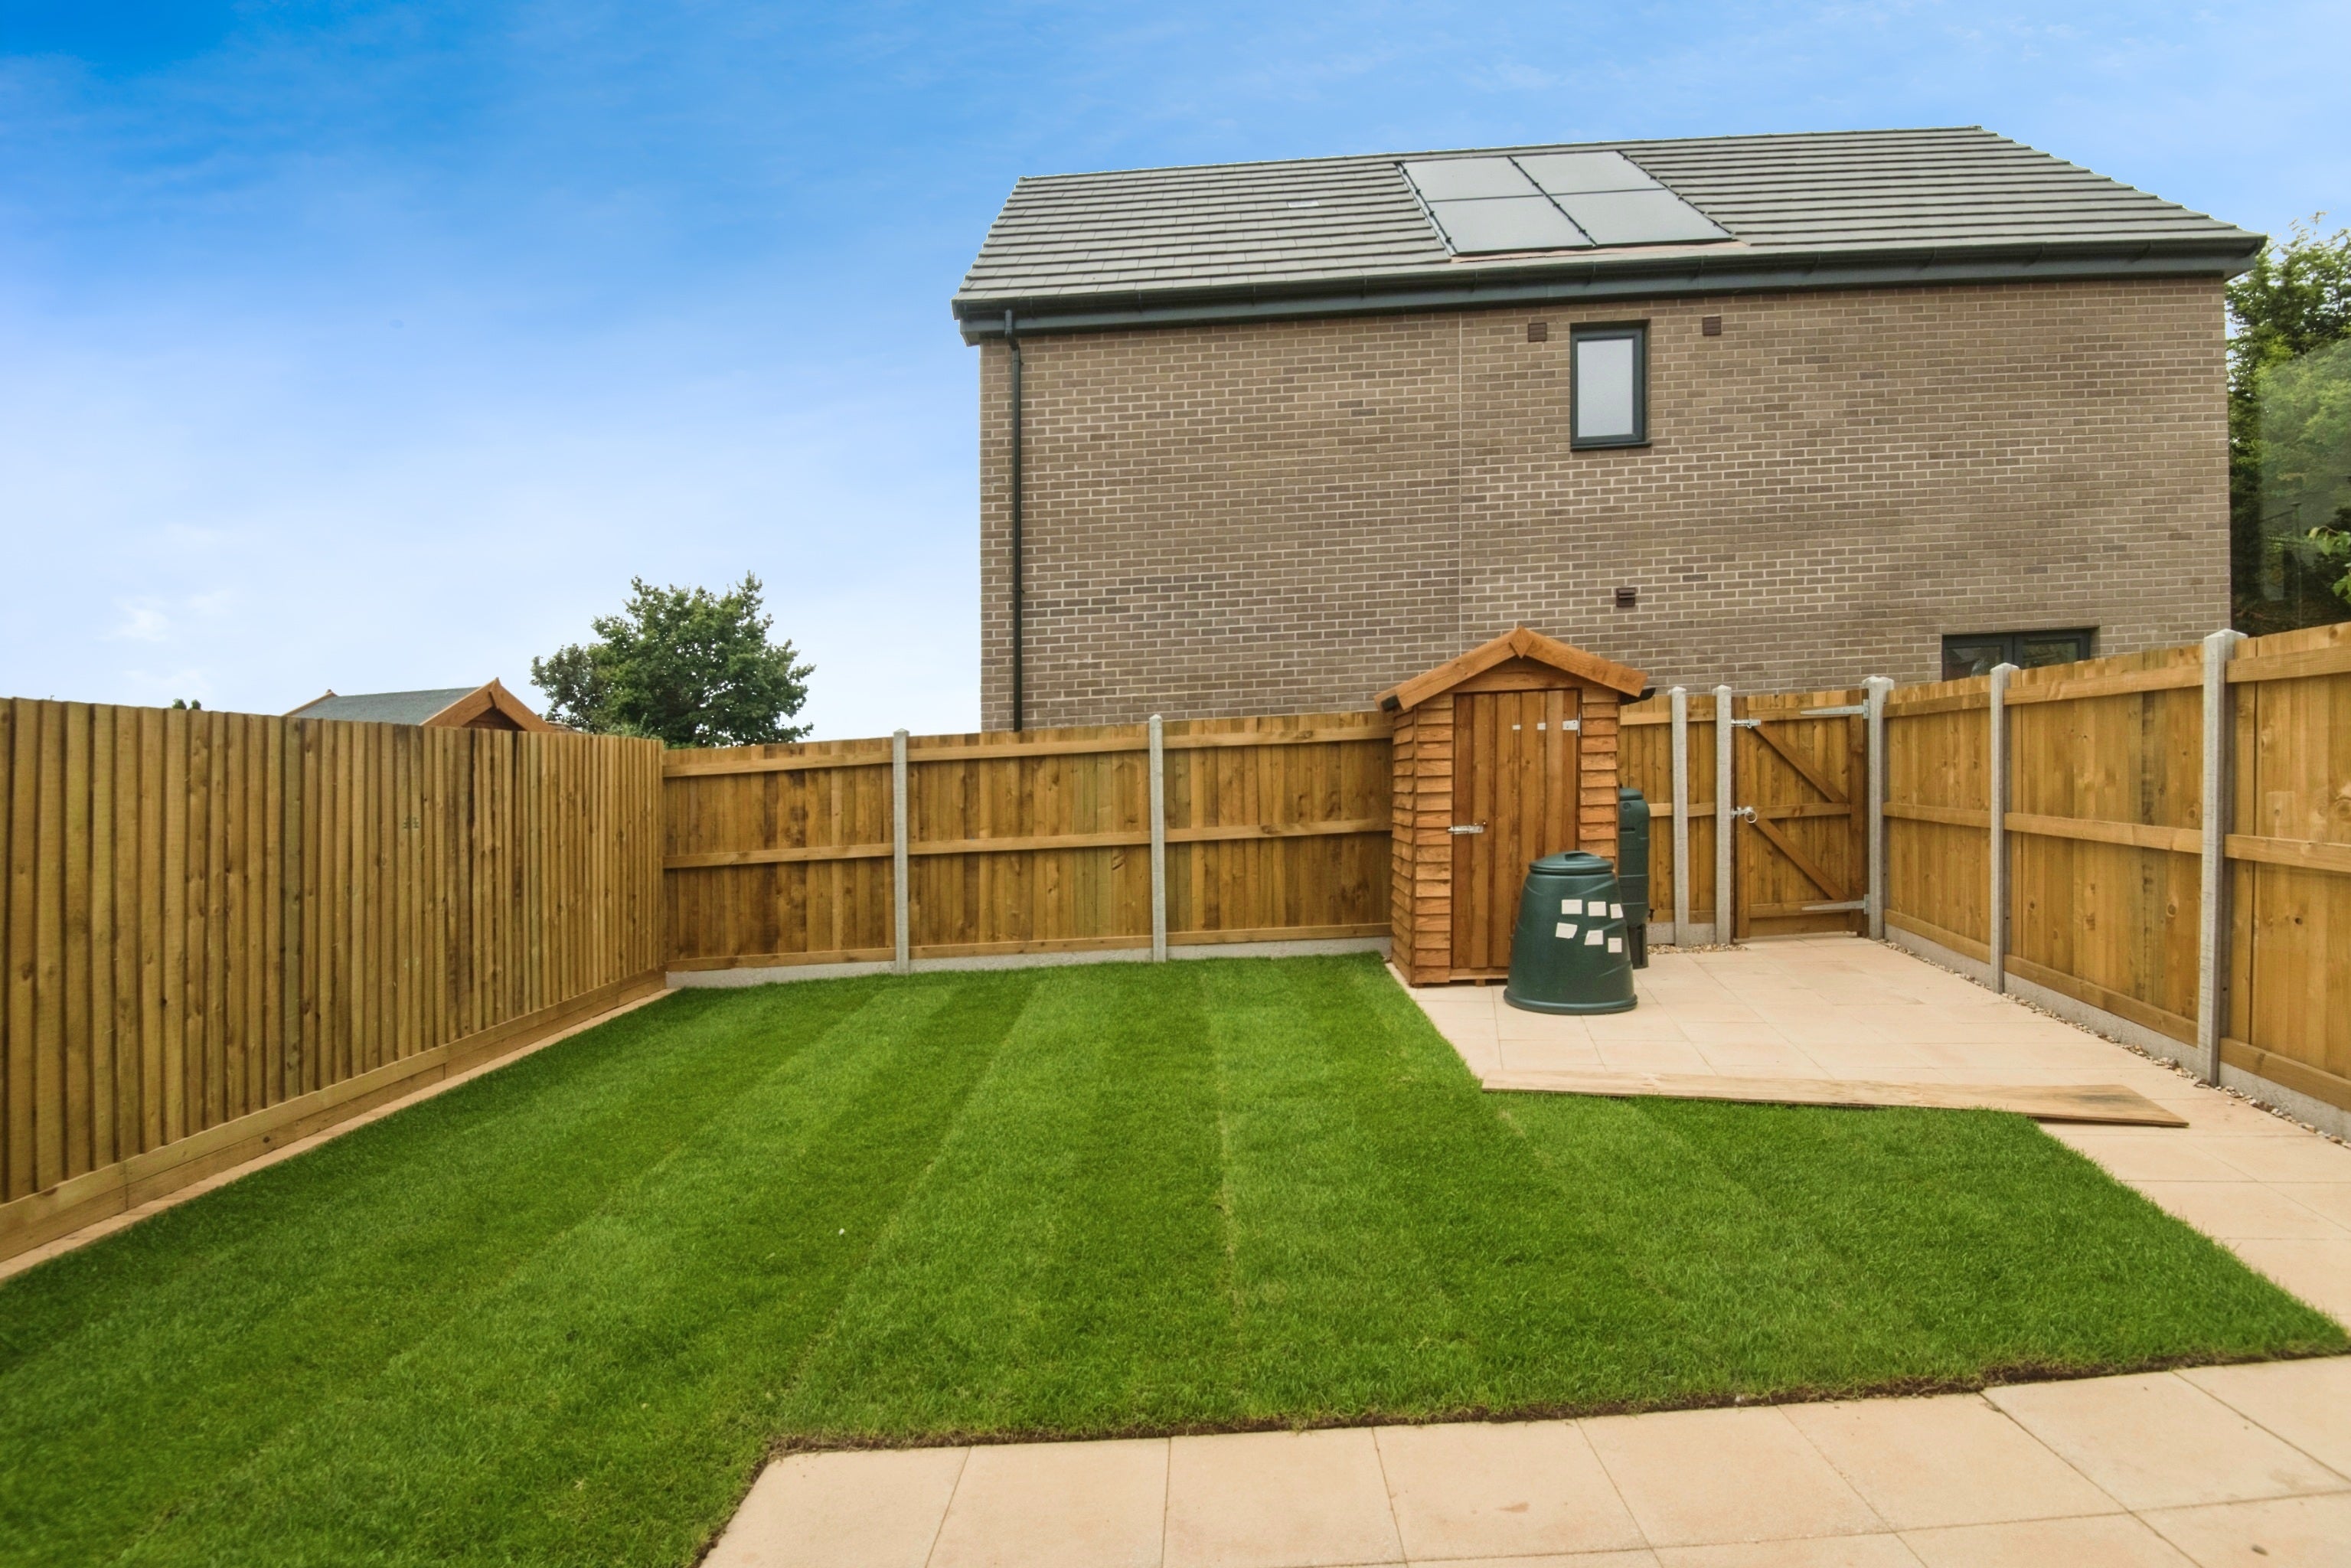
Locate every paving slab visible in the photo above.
<box><xmin>926</xmin><ymin>1438</ymin><xmax>1166</xmax><ymax>1568</ymax></box>
<box><xmin>1581</xmin><ymin>1406</ymin><xmax>1886</xmax><ymax>1547</ymax></box>
<box><xmin>1651</xmin><ymin>1540</ymin><xmax>1924</xmax><ymax>1566</ymax></box>
<box><xmin>2180</xmin><ymin>1357</ymin><xmax>2351</xmax><ymax>1479</ymax></box>
<box><xmin>1781</xmin><ymin>1393</ymin><xmax>2118</xmax><ymax>1530</ymax></box>
<box><xmin>1375</xmin><ymin>1418</ymin><xmax>1643</xmax><ymax>1560</ymax></box>
<box><xmin>1164</xmin><ymin>1428</ymin><xmax>1402</xmax><ymax>1568</ymax></box>
<box><xmin>1899</xmin><ymin>1513</ymin><xmax>2196</xmax><ymax>1566</ymax></box>
<box><xmin>705</xmin><ymin>1447</ymin><xmax>965</xmax><ymax>1568</ymax></box>
<box><xmin>2138</xmin><ymin>1490</ymin><xmax>2351</xmax><ymax>1566</ymax></box>
<box><xmin>1984</xmin><ymin>1374</ymin><xmax>2348</xmax><ymax>1511</ymax></box>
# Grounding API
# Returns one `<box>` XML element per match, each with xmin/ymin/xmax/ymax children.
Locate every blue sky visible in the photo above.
<box><xmin>2</xmin><ymin>2</ymin><xmax>2345</xmax><ymax>737</ymax></box>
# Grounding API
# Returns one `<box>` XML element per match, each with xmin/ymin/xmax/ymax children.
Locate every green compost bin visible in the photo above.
<box><xmin>1502</xmin><ymin>851</ymin><xmax>1638</xmax><ymax>1014</ymax></box>
<box><xmin>1618</xmin><ymin>786</ymin><xmax>1652</xmax><ymax>970</ymax></box>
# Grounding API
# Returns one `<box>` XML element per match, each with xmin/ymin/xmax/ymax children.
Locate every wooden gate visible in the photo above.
<box><xmin>1732</xmin><ymin>689</ymin><xmax>1868</xmax><ymax>938</ymax></box>
<box><xmin>1449</xmin><ymin>688</ymin><xmax>1584</xmax><ymax>973</ymax></box>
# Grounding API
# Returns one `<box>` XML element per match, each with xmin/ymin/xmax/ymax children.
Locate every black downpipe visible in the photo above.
<box><xmin>1005</xmin><ymin>309</ymin><xmax>1025</xmax><ymax>732</ymax></box>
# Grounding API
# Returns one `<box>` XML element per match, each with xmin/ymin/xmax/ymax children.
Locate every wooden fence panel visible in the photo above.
<box><xmin>909</xmin><ymin>726</ymin><xmax>1152</xmax><ymax>956</ymax></box>
<box><xmin>2004</xmin><ymin>645</ymin><xmax>2204</xmax><ymax>1040</ymax></box>
<box><xmin>663</xmin><ymin>713</ymin><xmax>1392</xmax><ymax>971</ymax></box>
<box><xmin>0</xmin><ymin>702</ymin><xmax>664</xmax><ymax>1260</ymax></box>
<box><xmin>1162</xmin><ymin>714</ymin><xmax>1389</xmax><ymax>945</ymax></box>
<box><xmin>2229</xmin><ymin>622</ymin><xmax>2351</xmax><ymax>1108</ymax></box>
<box><xmin>1884</xmin><ymin>675</ymin><xmax>1993</xmax><ymax>956</ymax></box>
<box><xmin>662</xmin><ymin>737</ymin><xmax>897</xmax><ymax>967</ymax></box>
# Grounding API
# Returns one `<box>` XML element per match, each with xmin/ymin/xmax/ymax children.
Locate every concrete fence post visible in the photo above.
<box><xmin>1987</xmin><ymin>664</ymin><xmax>2016</xmax><ymax>993</ymax></box>
<box><xmin>1714</xmin><ymin>684</ymin><xmax>1734</xmax><ymax>945</ymax></box>
<box><xmin>1148</xmin><ymin>714</ymin><xmax>1167</xmax><ymax>962</ymax></box>
<box><xmin>1669</xmin><ymin>687</ymin><xmax>1691</xmax><ymax>944</ymax></box>
<box><xmin>2197</xmin><ymin>629</ymin><xmax>2246</xmax><ymax>1083</ymax></box>
<box><xmin>892</xmin><ymin>728</ymin><xmax>911</xmax><ymax>975</ymax></box>
<box><xmin>1863</xmin><ymin>675</ymin><xmax>1894</xmax><ymax>940</ymax></box>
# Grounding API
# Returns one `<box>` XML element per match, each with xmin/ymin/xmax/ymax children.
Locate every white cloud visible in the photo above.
<box><xmin>109</xmin><ymin>600</ymin><xmax>171</xmax><ymax>642</ymax></box>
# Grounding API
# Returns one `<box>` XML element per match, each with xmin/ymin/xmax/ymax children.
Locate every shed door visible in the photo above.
<box><xmin>1451</xmin><ymin>688</ymin><xmax>1582</xmax><ymax>974</ymax></box>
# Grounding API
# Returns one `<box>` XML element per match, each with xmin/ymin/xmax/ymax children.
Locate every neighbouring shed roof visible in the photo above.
<box><xmin>954</xmin><ymin>126</ymin><xmax>2261</xmax><ymax>341</ymax></box>
<box><xmin>289</xmin><ymin>688</ymin><xmax>480</xmax><ymax>724</ymax></box>
<box><xmin>286</xmin><ymin>679</ymin><xmax>554</xmax><ymax>731</ymax></box>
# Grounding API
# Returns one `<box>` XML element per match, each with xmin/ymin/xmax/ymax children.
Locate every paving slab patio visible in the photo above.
<box><xmin>706</xmin><ymin>938</ymin><xmax>2351</xmax><ymax>1568</ymax></box>
<box><xmin>707</xmin><ymin>1363</ymin><xmax>2351</xmax><ymax>1566</ymax></box>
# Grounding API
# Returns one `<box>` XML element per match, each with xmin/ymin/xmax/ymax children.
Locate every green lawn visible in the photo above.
<box><xmin>1</xmin><ymin>955</ymin><xmax>2338</xmax><ymax>1566</ymax></box>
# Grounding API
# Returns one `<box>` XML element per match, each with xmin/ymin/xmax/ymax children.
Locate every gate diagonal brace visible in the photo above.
<box><xmin>1748</xmin><ymin>720</ymin><xmax>1850</xmax><ymax>807</ymax></box>
<box><xmin>1745</xmin><ymin>812</ymin><xmax>1852</xmax><ymax>903</ymax></box>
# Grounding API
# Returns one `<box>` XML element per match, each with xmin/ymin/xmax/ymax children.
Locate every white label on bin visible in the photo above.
<box><xmin>1560</xmin><ymin>898</ymin><xmax>1583</xmax><ymax>915</ymax></box>
<box><xmin>1608</xmin><ymin>936</ymin><xmax>1624</xmax><ymax>953</ymax></box>
<box><xmin>1556</xmin><ymin>922</ymin><xmax>1577</xmax><ymax>939</ymax></box>
<box><xmin>1584</xmin><ymin>929</ymin><xmax>1605</xmax><ymax>946</ymax></box>
<box><xmin>1611</xmin><ymin>903</ymin><xmax>1624</xmax><ymax>918</ymax></box>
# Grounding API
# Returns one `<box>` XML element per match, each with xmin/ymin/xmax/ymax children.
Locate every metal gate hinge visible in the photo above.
<box><xmin>1801</xmin><ymin>704</ymin><xmax>1866</xmax><ymax>717</ymax></box>
<box><xmin>1730</xmin><ymin>718</ymin><xmax>1763</xmax><ymax>730</ymax></box>
<box><xmin>1448</xmin><ymin>823</ymin><xmax>1486</xmax><ymax>835</ymax></box>
<box><xmin>1802</xmin><ymin>899</ymin><xmax>1868</xmax><ymax>913</ymax></box>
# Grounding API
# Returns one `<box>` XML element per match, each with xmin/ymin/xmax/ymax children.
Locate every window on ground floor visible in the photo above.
<box><xmin>1941</xmin><ymin>629</ymin><xmax>2097</xmax><ymax>681</ymax></box>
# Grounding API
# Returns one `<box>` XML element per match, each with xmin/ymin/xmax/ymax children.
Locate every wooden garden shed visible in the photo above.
<box><xmin>1380</xmin><ymin>628</ymin><xmax>1647</xmax><ymax>986</ymax></box>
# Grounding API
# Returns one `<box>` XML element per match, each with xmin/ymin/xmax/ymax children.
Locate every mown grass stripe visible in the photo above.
<box><xmin>0</xmin><ymin>982</ymin><xmax>882</xmax><ymax>1567</ymax></box>
<box><xmin>117</xmin><ymin>972</ymin><xmax>1033</xmax><ymax>1567</ymax></box>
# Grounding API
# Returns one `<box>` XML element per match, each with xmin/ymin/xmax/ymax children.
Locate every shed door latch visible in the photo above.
<box><xmin>1448</xmin><ymin>823</ymin><xmax>1487</xmax><ymax>835</ymax></box>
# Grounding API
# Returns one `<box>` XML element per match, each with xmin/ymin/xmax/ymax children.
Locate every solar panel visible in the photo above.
<box><xmin>1401</xmin><ymin>150</ymin><xmax>1730</xmax><ymax>254</ymax></box>
<box><xmin>1516</xmin><ymin>151</ymin><xmax>1660</xmax><ymax>195</ymax></box>
<box><xmin>1550</xmin><ymin>188</ymin><xmax>1730</xmax><ymax>247</ymax></box>
<box><xmin>1401</xmin><ymin>158</ymin><xmax>1538</xmax><ymax>201</ymax></box>
<box><xmin>1426</xmin><ymin>197</ymin><xmax>1592</xmax><ymax>254</ymax></box>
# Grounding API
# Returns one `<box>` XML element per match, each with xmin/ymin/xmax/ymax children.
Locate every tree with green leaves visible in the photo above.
<box><xmin>531</xmin><ymin>574</ymin><xmax>814</xmax><ymax>747</ymax></box>
<box><xmin>2229</xmin><ymin>218</ymin><xmax>2351</xmax><ymax>631</ymax></box>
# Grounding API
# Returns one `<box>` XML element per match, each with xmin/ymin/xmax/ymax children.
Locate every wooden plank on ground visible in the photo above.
<box><xmin>1478</xmin><ymin>1067</ymin><xmax>2187</xmax><ymax>1126</ymax></box>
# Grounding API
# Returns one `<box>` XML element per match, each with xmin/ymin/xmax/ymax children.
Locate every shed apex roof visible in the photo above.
<box><xmin>285</xmin><ymin>679</ymin><xmax>553</xmax><ymax>730</ymax></box>
<box><xmin>1379</xmin><ymin>629</ymin><xmax>1648</xmax><ymax>712</ymax></box>
<box><xmin>954</xmin><ymin>126</ymin><xmax>2261</xmax><ymax>338</ymax></box>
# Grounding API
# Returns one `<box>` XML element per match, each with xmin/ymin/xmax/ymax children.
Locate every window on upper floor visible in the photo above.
<box><xmin>1941</xmin><ymin>629</ymin><xmax>2097</xmax><ymax>681</ymax></box>
<box><xmin>1571</xmin><ymin>324</ymin><xmax>1647</xmax><ymax>449</ymax></box>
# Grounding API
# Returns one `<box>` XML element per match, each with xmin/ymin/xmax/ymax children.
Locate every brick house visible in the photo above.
<box><xmin>952</xmin><ymin>127</ymin><xmax>2260</xmax><ymax>730</ymax></box>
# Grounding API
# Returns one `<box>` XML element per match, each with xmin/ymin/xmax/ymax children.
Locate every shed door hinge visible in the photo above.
<box><xmin>1448</xmin><ymin>823</ymin><xmax>1486</xmax><ymax>835</ymax></box>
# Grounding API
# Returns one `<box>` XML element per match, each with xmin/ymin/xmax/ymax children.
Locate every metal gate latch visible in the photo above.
<box><xmin>1732</xmin><ymin>806</ymin><xmax>1758</xmax><ymax>823</ymax></box>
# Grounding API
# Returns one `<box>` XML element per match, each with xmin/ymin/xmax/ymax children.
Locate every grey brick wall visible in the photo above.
<box><xmin>978</xmin><ymin>277</ymin><xmax>2229</xmax><ymax>728</ymax></box>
